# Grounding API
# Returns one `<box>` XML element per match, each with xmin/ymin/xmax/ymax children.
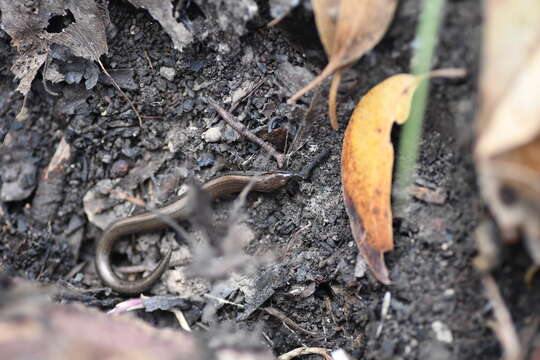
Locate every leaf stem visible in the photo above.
<box><xmin>395</xmin><ymin>0</ymin><xmax>446</xmax><ymax>206</ymax></box>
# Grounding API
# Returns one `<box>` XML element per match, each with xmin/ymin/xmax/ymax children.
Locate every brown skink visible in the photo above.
<box><xmin>95</xmin><ymin>172</ymin><xmax>298</xmax><ymax>295</ymax></box>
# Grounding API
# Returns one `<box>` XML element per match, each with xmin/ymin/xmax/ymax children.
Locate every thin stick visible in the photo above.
<box><xmin>428</xmin><ymin>68</ymin><xmax>466</xmax><ymax>79</ymax></box>
<box><xmin>144</xmin><ymin>49</ymin><xmax>154</xmax><ymax>69</ymax></box>
<box><xmin>97</xmin><ymin>59</ymin><xmax>144</xmax><ymax>127</ymax></box>
<box><xmin>203</xmin><ymin>293</ymin><xmax>245</xmax><ymax>308</ymax></box>
<box><xmin>287</xmin><ymin>60</ymin><xmax>340</xmax><ymax>104</ymax></box>
<box><xmin>206</xmin><ymin>97</ymin><xmax>285</xmax><ymax>167</ymax></box>
<box><xmin>171</xmin><ymin>308</ymin><xmax>192</xmax><ymax>332</ymax></box>
<box><xmin>297</xmin><ymin>148</ymin><xmax>330</xmax><ymax>180</ymax></box>
<box><xmin>210</xmin><ymin>79</ymin><xmax>264</xmax><ymax>123</ymax></box>
<box><xmin>267</xmin><ymin>13</ymin><xmax>288</xmax><ymax>27</ymax></box>
<box><xmin>264</xmin><ymin>307</ymin><xmax>319</xmax><ymax>336</ymax></box>
<box><xmin>328</xmin><ymin>70</ymin><xmax>342</xmax><ymax>130</ymax></box>
<box><xmin>482</xmin><ymin>275</ymin><xmax>522</xmax><ymax>360</ymax></box>
<box><xmin>278</xmin><ymin>347</ymin><xmax>332</xmax><ymax>360</ymax></box>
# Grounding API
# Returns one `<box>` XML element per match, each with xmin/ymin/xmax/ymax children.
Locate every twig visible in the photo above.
<box><xmin>97</xmin><ymin>59</ymin><xmax>144</xmax><ymax>127</ymax></box>
<box><xmin>211</xmin><ymin>78</ymin><xmax>264</xmax><ymax>124</ymax></box>
<box><xmin>62</xmin><ymin>261</ymin><xmax>87</xmax><ymax>281</ymax></box>
<box><xmin>264</xmin><ymin>307</ymin><xmax>319</xmax><ymax>337</ymax></box>
<box><xmin>482</xmin><ymin>274</ymin><xmax>522</xmax><ymax>360</ymax></box>
<box><xmin>267</xmin><ymin>12</ymin><xmax>288</xmax><ymax>27</ymax></box>
<box><xmin>298</xmin><ymin>148</ymin><xmax>330</xmax><ymax>180</ymax></box>
<box><xmin>278</xmin><ymin>347</ymin><xmax>332</xmax><ymax>360</ymax></box>
<box><xmin>203</xmin><ymin>293</ymin><xmax>245</xmax><ymax>308</ymax></box>
<box><xmin>42</xmin><ymin>52</ymin><xmax>59</xmax><ymax>96</ymax></box>
<box><xmin>170</xmin><ymin>308</ymin><xmax>192</xmax><ymax>332</ymax></box>
<box><xmin>205</xmin><ymin>97</ymin><xmax>285</xmax><ymax>167</ymax></box>
<box><xmin>144</xmin><ymin>49</ymin><xmax>154</xmax><ymax>69</ymax></box>
<box><xmin>376</xmin><ymin>291</ymin><xmax>392</xmax><ymax>338</ymax></box>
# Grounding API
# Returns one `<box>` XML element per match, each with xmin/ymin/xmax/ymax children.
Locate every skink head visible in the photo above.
<box><xmin>256</xmin><ymin>171</ymin><xmax>301</xmax><ymax>191</ymax></box>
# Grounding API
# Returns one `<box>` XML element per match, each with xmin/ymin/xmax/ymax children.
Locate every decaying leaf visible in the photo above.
<box><xmin>342</xmin><ymin>69</ymin><xmax>463</xmax><ymax>284</ymax></box>
<box><xmin>288</xmin><ymin>0</ymin><xmax>398</xmax><ymax>130</ymax></box>
<box><xmin>0</xmin><ymin>0</ymin><xmax>109</xmax><ymax>95</ymax></box>
<box><xmin>475</xmin><ymin>0</ymin><xmax>540</xmax><ymax>266</ymax></box>
<box><xmin>341</xmin><ymin>74</ymin><xmax>422</xmax><ymax>284</ymax></box>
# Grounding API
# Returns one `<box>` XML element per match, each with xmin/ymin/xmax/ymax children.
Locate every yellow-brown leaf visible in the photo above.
<box><xmin>341</xmin><ymin>74</ymin><xmax>422</xmax><ymax>284</ymax></box>
<box><xmin>289</xmin><ymin>0</ymin><xmax>398</xmax><ymax>130</ymax></box>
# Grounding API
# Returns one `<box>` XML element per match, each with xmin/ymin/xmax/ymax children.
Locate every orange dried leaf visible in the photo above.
<box><xmin>288</xmin><ymin>0</ymin><xmax>398</xmax><ymax>130</ymax></box>
<box><xmin>341</xmin><ymin>74</ymin><xmax>423</xmax><ymax>284</ymax></box>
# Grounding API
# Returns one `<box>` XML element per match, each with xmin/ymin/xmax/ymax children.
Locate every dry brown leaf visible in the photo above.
<box><xmin>342</xmin><ymin>69</ymin><xmax>463</xmax><ymax>284</ymax></box>
<box><xmin>0</xmin><ymin>0</ymin><xmax>109</xmax><ymax>95</ymax></box>
<box><xmin>288</xmin><ymin>0</ymin><xmax>398</xmax><ymax>130</ymax></box>
<box><xmin>341</xmin><ymin>74</ymin><xmax>423</xmax><ymax>284</ymax></box>
<box><xmin>475</xmin><ymin>0</ymin><xmax>540</xmax><ymax>265</ymax></box>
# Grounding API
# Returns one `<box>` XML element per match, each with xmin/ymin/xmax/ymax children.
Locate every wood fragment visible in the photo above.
<box><xmin>206</xmin><ymin>97</ymin><xmax>286</xmax><ymax>167</ymax></box>
<box><xmin>482</xmin><ymin>275</ymin><xmax>522</xmax><ymax>360</ymax></box>
<box><xmin>263</xmin><ymin>307</ymin><xmax>318</xmax><ymax>336</ymax></box>
<box><xmin>203</xmin><ymin>294</ymin><xmax>245</xmax><ymax>308</ymax></box>
<box><xmin>170</xmin><ymin>308</ymin><xmax>192</xmax><ymax>332</ymax></box>
<box><xmin>278</xmin><ymin>347</ymin><xmax>332</xmax><ymax>360</ymax></box>
<box><xmin>144</xmin><ymin>49</ymin><xmax>154</xmax><ymax>69</ymax></box>
<box><xmin>412</xmin><ymin>185</ymin><xmax>448</xmax><ymax>205</ymax></box>
<box><xmin>97</xmin><ymin>60</ymin><xmax>144</xmax><ymax>127</ymax></box>
<box><xmin>31</xmin><ymin>137</ymin><xmax>72</xmax><ymax>224</ymax></box>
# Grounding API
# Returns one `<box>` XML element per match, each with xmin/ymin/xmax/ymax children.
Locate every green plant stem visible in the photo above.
<box><xmin>395</xmin><ymin>0</ymin><xmax>446</xmax><ymax>207</ymax></box>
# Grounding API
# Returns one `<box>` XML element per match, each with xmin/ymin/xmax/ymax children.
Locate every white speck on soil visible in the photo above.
<box><xmin>159</xmin><ymin>66</ymin><xmax>176</xmax><ymax>81</ymax></box>
<box><xmin>432</xmin><ymin>321</ymin><xmax>453</xmax><ymax>343</ymax></box>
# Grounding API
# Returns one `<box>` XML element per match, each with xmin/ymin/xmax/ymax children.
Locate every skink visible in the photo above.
<box><xmin>95</xmin><ymin>172</ymin><xmax>298</xmax><ymax>294</ymax></box>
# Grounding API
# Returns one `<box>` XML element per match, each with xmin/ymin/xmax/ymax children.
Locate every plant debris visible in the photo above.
<box><xmin>0</xmin><ymin>0</ymin><xmax>109</xmax><ymax>95</ymax></box>
<box><xmin>288</xmin><ymin>0</ymin><xmax>398</xmax><ymax>129</ymax></box>
<box><xmin>475</xmin><ymin>0</ymin><xmax>540</xmax><ymax>268</ymax></box>
<box><xmin>206</xmin><ymin>97</ymin><xmax>286</xmax><ymax>167</ymax></box>
<box><xmin>31</xmin><ymin>137</ymin><xmax>72</xmax><ymax>224</ymax></box>
<box><xmin>341</xmin><ymin>73</ymin><xmax>424</xmax><ymax>284</ymax></box>
<box><xmin>341</xmin><ymin>69</ymin><xmax>464</xmax><ymax>284</ymax></box>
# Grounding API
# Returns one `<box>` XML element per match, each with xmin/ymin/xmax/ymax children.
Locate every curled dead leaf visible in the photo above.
<box><xmin>475</xmin><ymin>0</ymin><xmax>540</xmax><ymax>266</ymax></box>
<box><xmin>0</xmin><ymin>0</ymin><xmax>109</xmax><ymax>95</ymax></box>
<box><xmin>341</xmin><ymin>74</ymin><xmax>422</xmax><ymax>284</ymax></box>
<box><xmin>288</xmin><ymin>0</ymin><xmax>398</xmax><ymax>130</ymax></box>
<box><xmin>341</xmin><ymin>69</ymin><xmax>465</xmax><ymax>284</ymax></box>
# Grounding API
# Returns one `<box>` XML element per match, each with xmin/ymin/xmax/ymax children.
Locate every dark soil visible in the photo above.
<box><xmin>1</xmin><ymin>1</ymin><xmax>538</xmax><ymax>359</ymax></box>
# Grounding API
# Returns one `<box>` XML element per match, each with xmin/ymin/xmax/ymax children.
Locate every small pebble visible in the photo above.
<box><xmin>159</xmin><ymin>66</ymin><xmax>176</xmax><ymax>81</ymax></box>
<box><xmin>197</xmin><ymin>153</ymin><xmax>214</xmax><ymax>167</ymax></box>
<box><xmin>111</xmin><ymin>159</ymin><xmax>129</xmax><ymax>178</ymax></box>
<box><xmin>100</xmin><ymin>153</ymin><xmax>113</xmax><ymax>164</ymax></box>
<box><xmin>432</xmin><ymin>321</ymin><xmax>453</xmax><ymax>343</ymax></box>
<box><xmin>202</xmin><ymin>127</ymin><xmax>222</xmax><ymax>143</ymax></box>
<box><xmin>183</xmin><ymin>99</ymin><xmax>194</xmax><ymax>112</ymax></box>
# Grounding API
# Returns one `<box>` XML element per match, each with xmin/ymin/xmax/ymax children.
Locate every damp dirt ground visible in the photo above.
<box><xmin>1</xmin><ymin>1</ymin><xmax>539</xmax><ymax>359</ymax></box>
